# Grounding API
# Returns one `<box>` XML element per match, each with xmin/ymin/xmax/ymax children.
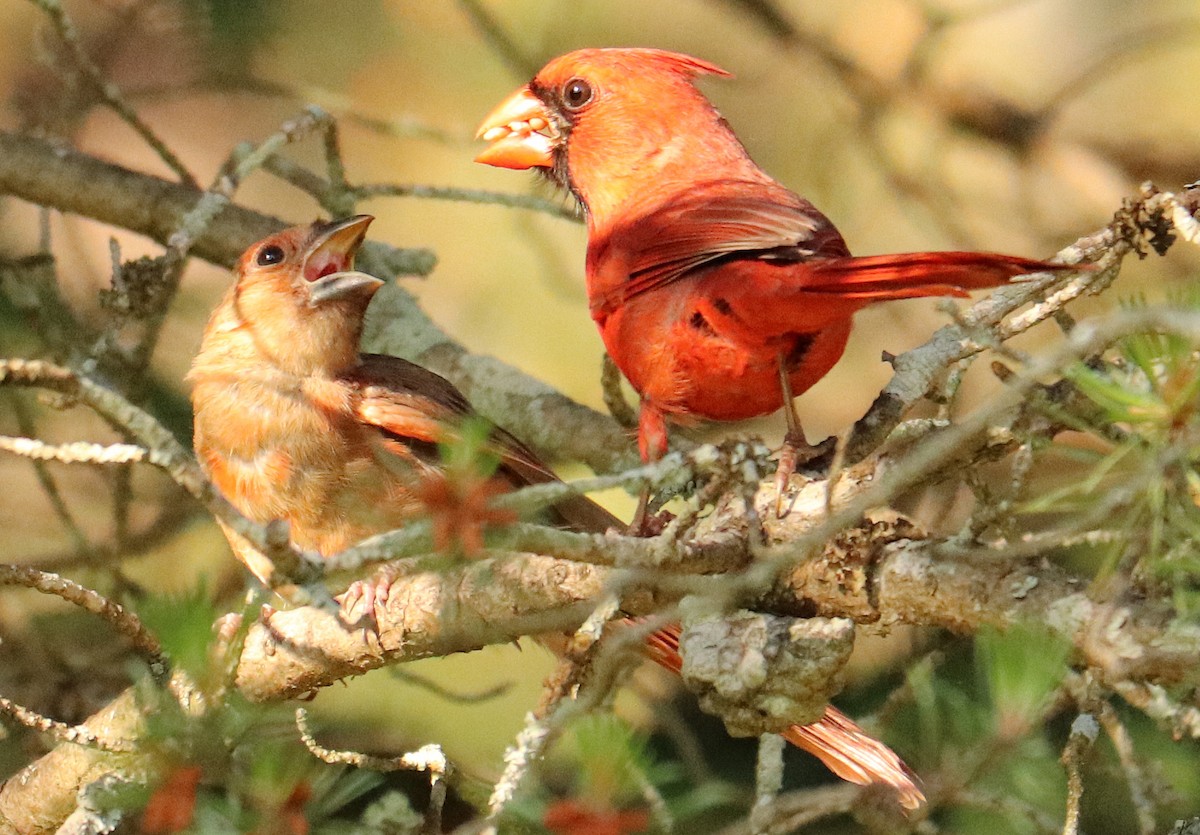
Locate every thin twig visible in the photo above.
<box><xmin>484</xmin><ymin>593</ymin><xmax>626</xmax><ymax>829</ymax></box>
<box><xmin>28</xmin><ymin>0</ymin><xmax>198</xmax><ymax>187</ymax></box>
<box><xmin>601</xmin><ymin>352</ymin><xmax>638</xmax><ymax>429</ymax></box>
<box><xmin>8</xmin><ymin>397</ymin><xmax>90</xmax><ymax>553</ymax></box>
<box><xmin>1060</xmin><ymin>713</ymin><xmax>1099</xmax><ymax>835</ymax></box>
<box><xmin>483</xmin><ymin>711</ymin><xmax>551</xmax><ymax>831</ymax></box>
<box><xmin>27</xmin><ymin>501</ymin><xmax>196</xmax><ymax>572</ymax></box>
<box><xmin>352</xmin><ymin>181</ymin><xmax>581</xmax><ymax>221</ymax></box>
<box><xmin>389</xmin><ymin>669</ymin><xmax>514</xmax><ymax>704</ymax></box>
<box><xmin>713</xmin><ymin>784</ymin><xmax>858</xmax><ymax>835</ymax></box>
<box><xmin>455</xmin><ymin>0</ymin><xmax>538</xmax><ymax>78</ymax></box>
<box><xmin>294</xmin><ymin>707</ymin><xmax>450</xmax><ymax>775</ymax></box>
<box><xmin>1097</xmin><ymin>702</ymin><xmax>1156</xmax><ymax>835</ymax></box>
<box><xmin>295</xmin><ymin>707</ymin><xmax>451</xmax><ymax>834</ymax></box>
<box><xmin>0</xmin><ymin>563</ymin><xmax>169</xmax><ymax>685</ymax></box>
<box><xmin>0</xmin><ymin>435</ymin><xmax>149</xmax><ymax>464</ymax></box>
<box><xmin>750</xmin><ymin>734</ymin><xmax>786</xmax><ymax>835</ymax></box>
<box><xmin>0</xmin><ymin>694</ymin><xmax>135</xmax><ymax>753</ymax></box>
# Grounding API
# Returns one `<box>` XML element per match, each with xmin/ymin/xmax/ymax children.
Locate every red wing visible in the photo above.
<box><xmin>591</xmin><ymin>179</ymin><xmax>849</xmax><ymax>313</ymax></box>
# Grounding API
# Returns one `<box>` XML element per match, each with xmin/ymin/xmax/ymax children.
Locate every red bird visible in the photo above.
<box><xmin>475</xmin><ymin>48</ymin><xmax>1074</xmax><ymax>471</ymax></box>
<box><xmin>190</xmin><ymin>217</ymin><xmax>924</xmax><ymax>810</ymax></box>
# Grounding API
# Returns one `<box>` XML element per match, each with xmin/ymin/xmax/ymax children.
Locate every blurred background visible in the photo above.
<box><xmin>1</xmin><ymin>1</ymin><xmax>1199</xmax><ymax>831</ymax></box>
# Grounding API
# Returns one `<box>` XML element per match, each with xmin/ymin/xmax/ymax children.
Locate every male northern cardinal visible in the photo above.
<box><xmin>475</xmin><ymin>48</ymin><xmax>1075</xmax><ymax>472</ymax></box>
<box><xmin>189</xmin><ymin>217</ymin><xmax>924</xmax><ymax>809</ymax></box>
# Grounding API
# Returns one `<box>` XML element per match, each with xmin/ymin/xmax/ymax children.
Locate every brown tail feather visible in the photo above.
<box><xmin>803</xmin><ymin>251</ymin><xmax>1078</xmax><ymax>300</ymax></box>
<box><xmin>644</xmin><ymin>624</ymin><xmax>924</xmax><ymax>810</ymax></box>
<box><xmin>549</xmin><ymin>491</ymin><xmax>625</xmax><ymax>534</ymax></box>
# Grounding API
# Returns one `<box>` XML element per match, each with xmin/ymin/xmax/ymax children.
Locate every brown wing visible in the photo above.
<box><xmin>344</xmin><ymin>354</ymin><xmax>620</xmax><ymax>534</ymax></box>
<box><xmin>590</xmin><ymin>179</ymin><xmax>850</xmax><ymax>314</ymax></box>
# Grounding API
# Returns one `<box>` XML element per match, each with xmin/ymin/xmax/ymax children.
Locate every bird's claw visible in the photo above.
<box><xmin>627</xmin><ymin>507</ymin><xmax>676</xmax><ymax>538</ymax></box>
<box><xmin>774</xmin><ymin>430</ymin><xmax>818</xmax><ymax>517</ymax></box>
<box><xmin>627</xmin><ymin>486</ymin><xmax>676</xmax><ymax>537</ymax></box>
<box><xmin>335</xmin><ymin>567</ymin><xmax>400</xmax><ymax>637</ymax></box>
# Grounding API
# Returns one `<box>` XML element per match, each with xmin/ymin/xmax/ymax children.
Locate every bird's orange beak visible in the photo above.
<box><xmin>304</xmin><ymin>214</ymin><xmax>384</xmax><ymax>304</ymax></box>
<box><xmin>474</xmin><ymin>86</ymin><xmax>557</xmax><ymax>170</ymax></box>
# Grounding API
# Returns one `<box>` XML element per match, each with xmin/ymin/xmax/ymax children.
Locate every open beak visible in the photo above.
<box><xmin>474</xmin><ymin>86</ymin><xmax>557</xmax><ymax>170</ymax></box>
<box><xmin>303</xmin><ymin>214</ymin><xmax>384</xmax><ymax>305</ymax></box>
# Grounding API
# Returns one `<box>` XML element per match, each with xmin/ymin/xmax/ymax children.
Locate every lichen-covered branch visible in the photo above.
<box><xmin>234</xmin><ymin>554</ymin><xmax>607</xmax><ymax>701</ymax></box>
<box><xmin>224</xmin><ymin>507</ymin><xmax>1200</xmax><ymax>706</ymax></box>
<box><xmin>0</xmin><ymin>130</ymin><xmax>433</xmax><ymax>276</ymax></box>
<box><xmin>833</xmin><ymin>181</ymin><xmax>1200</xmax><ymax>467</ymax></box>
<box><xmin>0</xmin><ymin>673</ymin><xmax>197</xmax><ymax>835</ymax></box>
<box><xmin>0</xmin><ymin>564</ymin><xmax>168</xmax><ymax>685</ymax></box>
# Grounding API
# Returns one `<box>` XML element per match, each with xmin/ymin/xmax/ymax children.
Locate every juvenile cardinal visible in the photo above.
<box><xmin>189</xmin><ymin>217</ymin><xmax>924</xmax><ymax>809</ymax></box>
<box><xmin>190</xmin><ymin>215</ymin><xmax>614</xmax><ymax>585</ymax></box>
<box><xmin>475</xmin><ymin>48</ymin><xmax>1076</xmax><ymax>475</ymax></box>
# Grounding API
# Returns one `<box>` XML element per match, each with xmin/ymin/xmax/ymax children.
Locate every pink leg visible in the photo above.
<box><xmin>630</xmin><ymin>402</ymin><xmax>670</xmax><ymax>535</ymax></box>
<box><xmin>774</xmin><ymin>354</ymin><xmax>818</xmax><ymax>516</ymax></box>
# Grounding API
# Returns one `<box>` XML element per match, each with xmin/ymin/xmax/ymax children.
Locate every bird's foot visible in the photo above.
<box><xmin>335</xmin><ymin>566</ymin><xmax>401</xmax><ymax>634</ymax></box>
<box><xmin>627</xmin><ymin>507</ymin><xmax>676</xmax><ymax>538</ymax></box>
<box><xmin>774</xmin><ymin>429</ymin><xmax>819</xmax><ymax>517</ymax></box>
<box><xmin>627</xmin><ymin>485</ymin><xmax>675</xmax><ymax>537</ymax></box>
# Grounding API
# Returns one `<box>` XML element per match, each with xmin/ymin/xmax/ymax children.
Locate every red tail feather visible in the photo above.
<box><xmin>644</xmin><ymin>624</ymin><xmax>925</xmax><ymax>810</ymax></box>
<box><xmin>803</xmin><ymin>251</ymin><xmax>1075</xmax><ymax>300</ymax></box>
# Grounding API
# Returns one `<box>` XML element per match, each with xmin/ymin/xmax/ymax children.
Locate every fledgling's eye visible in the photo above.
<box><xmin>561</xmin><ymin>78</ymin><xmax>593</xmax><ymax>110</ymax></box>
<box><xmin>255</xmin><ymin>243</ymin><xmax>285</xmax><ymax>266</ymax></box>
<box><xmin>255</xmin><ymin>244</ymin><xmax>286</xmax><ymax>267</ymax></box>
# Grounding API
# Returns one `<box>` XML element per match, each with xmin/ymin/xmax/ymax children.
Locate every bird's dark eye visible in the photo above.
<box><xmin>255</xmin><ymin>245</ymin><xmax>285</xmax><ymax>266</ymax></box>
<box><xmin>561</xmin><ymin>77</ymin><xmax>593</xmax><ymax>110</ymax></box>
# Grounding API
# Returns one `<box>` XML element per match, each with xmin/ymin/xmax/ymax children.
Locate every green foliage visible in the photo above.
<box><xmin>117</xmin><ymin>584</ymin><xmax>393</xmax><ymax>830</ymax></box>
<box><xmin>357</xmin><ymin>791</ymin><xmax>423</xmax><ymax>834</ymax></box>
<box><xmin>505</xmin><ymin>715</ymin><xmax>740</xmax><ymax>834</ymax></box>
<box><xmin>440</xmin><ymin>415</ymin><xmax>503</xmax><ymax>481</ymax></box>
<box><xmin>1023</xmin><ymin>290</ymin><xmax>1200</xmax><ymax>612</ymax></box>
<box><xmin>976</xmin><ymin>624</ymin><xmax>1071</xmax><ymax>741</ymax></box>
<box><xmin>571</xmin><ymin>714</ymin><xmax>652</xmax><ymax>800</ymax></box>
<box><xmin>134</xmin><ymin>581</ymin><xmax>225</xmax><ymax>685</ymax></box>
<box><xmin>898</xmin><ymin>631</ymin><xmax>1070</xmax><ymax>834</ymax></box>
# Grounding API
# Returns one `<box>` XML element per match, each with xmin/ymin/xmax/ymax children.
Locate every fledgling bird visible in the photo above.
<box><xmin>475</xmin><ymin>47</ymin><xmax>1078</xmax><ymax>475</ymax></box>
<box><xmin>189</xmin><ymin>217</ymin><xmax>924</xmax><ymax>810</ymax></box>
<box><xmin>189</xmin><ymin>215</ymin><xmax>614</xmax><ymax>587</ymax></box>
